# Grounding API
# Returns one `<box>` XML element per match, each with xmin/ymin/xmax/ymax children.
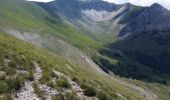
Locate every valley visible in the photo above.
<box><xmin>0</xmin><ymin>0</ymin><xmax>170</xmax><ymax>100</ymax></box>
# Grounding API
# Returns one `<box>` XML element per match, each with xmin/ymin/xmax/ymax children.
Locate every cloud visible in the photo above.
<box><xmin>103</xmin><ymin>0</ymin><xmax>128</xmax><ymax>4</ymax></box>
<box><xmin>103</xmin><ymin>0</ymin><xmax>170</xmax><ymax>9</ymax></box>
<box><xmin>27</xmin><ymin>0</ymin><xmax>54</xmax><ymax>2</ymax></box>
<box><xmin>27</xmin><ymin>0</ymin><xmax>170</xmax><ymax>9</ymax></box>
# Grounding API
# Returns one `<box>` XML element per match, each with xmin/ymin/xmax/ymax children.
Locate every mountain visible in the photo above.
<box><xmin>96</xmin><ymin>3</ymin><xmax>170</xmax><ymax>83</ymax></box>
<box><xmin>119</xmin><ymin>3</ymin><xmax>170</xmax><ymax>37</ymax></box>
<box><xmin>0</xmin><ymin>31</ymin><xmax>146</xmax><ymax>100</ymax></box>
<box><xmin>36</xmin><ymin>0</ymin><xmax>170</xmax><ymax>82</ymax></box>
<box><xmin>36</xmin><ymin>0</ymin><xmax>145</xmax><ymax>43</ymax></box>
<box><xmin>0</xmin><ymin>0</ymin><xmax>170</xmax><ymax>100</ymax></box>
<box><xmin>0</xmin><ymin>0</ymin><xmax>147</xmax><ymax>100</ymax></box>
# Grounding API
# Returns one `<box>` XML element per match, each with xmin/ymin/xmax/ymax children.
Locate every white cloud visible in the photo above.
<box><xmin>27</xmin><ymin>0</ymin><xmax>170</xmax><ymax>9</ymax></box>
<box><xmin>103</xmin><ymin>0</ymin><xmax>128</xmax><ymax>4</ymax></box>
<box><xmin>103</xmin><ymin>0</ymin><xmax>170</xmax><ymax>9</ymax></box>
<box><xmin>27</xmin><ymin>0</ymin><xmax>54</xmax><ymax>2</ymax></box>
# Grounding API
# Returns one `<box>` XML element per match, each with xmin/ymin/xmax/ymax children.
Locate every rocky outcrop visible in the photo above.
<box><xmin>119</xmin><ymin>3</ymin><xmax>170</xmax><ymax>37</ymax></box>
<box><xmin>14</xmin><ymin>82</ymin><xmax>40</xmax><ymax>100</ymax></box>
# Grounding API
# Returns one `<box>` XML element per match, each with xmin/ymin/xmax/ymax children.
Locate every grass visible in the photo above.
<box><xmin>52</xmin><ymin>92</ymin><xmax>80</xmax><ymax>100</ymax></box>
<box><xmin>0</xmin><ymin>0</ymin><xmax>101</xmax><ymax>54</ymax></box>
<box><xmin>97</xmin><ymin>91</ymin><xmax>108</xmax><ymax>100</ymax></box>
<box><xmin>0</xmin><ymin>31</ymin><xmax>145</xmax><ymax>100</ymax></box>
<box><xmin>33</xmin><ymin>83</ymin><xmax>45</xmax><ymax>99</ymax></box>
<box><xmin>0</xmin><ymin>94</ymin><xmax>12</xmax><ymax>100</ymax></box>
<box><xmin>56</xmin><ymin>77</ymin><xmax>71</xmax><ymax>89</ymax></box>
<box><xmin>84</xmin><ymin>86</ymin><xmax>96</xmax><ymax>97</ymax></box>
<box><xmin>129</xmin><ymin>79</ymin><xmax>170</xmax><ymax>100</ymax></box>
<box><xmin>0</xmin><ymin>0</ymin><xmax>164</xmax><ymax>99</ymax></box>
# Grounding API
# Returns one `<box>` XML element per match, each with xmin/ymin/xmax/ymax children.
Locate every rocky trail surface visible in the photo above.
<box><xmin>13</xmin><ymin>62</ymin><xmax>58</xmax><ymax>100</ymax></box>
<box><xmin>34</xmin><ymin>62</ymin><xmax>58</xmax><ymax>100</ymax></box>
<box><xmin>13</xmin><ymin>81</ymin><xmax>40</xmax><ymax>100</ymax></box>
<box><xmin>53</xmin><ymin>70</ymin><xmax>98</xmax><ymax>100</ymax></box>
<box><xmin>73</xmin><ymin>49</ymin><xmax>157</xmax><ymax>100</ymax></box>
<box><xmin>13</xmin><ymin>62</ymin><xmax>97</xmax><ymax>100</ymax></box>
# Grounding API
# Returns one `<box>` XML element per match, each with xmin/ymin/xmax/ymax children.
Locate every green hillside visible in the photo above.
<box><xmin>0</xmin><ymin>0</ymin><xmax>101</xmax><ymax>53</ymax></box>
<box><xmin>0</xmin><ymin>31</ymin><xmax>145</xmax><ymax>99</ymax></box>
<box><xmin>0</xmin><ymin>0</ymin><xmax>170</xmax><ymax>100</ymax></box>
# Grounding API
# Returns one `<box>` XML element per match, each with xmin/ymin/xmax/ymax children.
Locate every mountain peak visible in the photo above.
<box><xmin>150</xmin><ymin>3</ymin><xmax>164</xmax><ymax>9</ymax></box>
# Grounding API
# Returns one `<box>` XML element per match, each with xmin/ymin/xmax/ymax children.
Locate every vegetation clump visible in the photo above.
<box><xmin>84</xmin><ymin>86</ymin><xmax>96</xmax><ymax>97</ymax></box>
<box><xmin>56</xmin><ymin>77</ymin><xmax>70</xmax><ymax>89</ymax></box>
<box><xmin>97</xmin><ymin>91</ymin><xmax>108</xmax><ymax>100</ymax></box>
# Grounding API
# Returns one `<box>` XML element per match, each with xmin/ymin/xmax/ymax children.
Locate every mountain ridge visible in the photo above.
<box><xmin>0</xmin><ymin>0</ymin><xmax>170</xmax><ymax>100</ymax></box>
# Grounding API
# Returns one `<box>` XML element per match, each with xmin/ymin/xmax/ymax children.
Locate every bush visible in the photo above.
<box><xmin>72</xmin><ymin>77</ymin><xmax>79</xmax><ymax>83</ymax></box>
<box><xmin>7</xmin><ymin>76</ymin><xmax>25</xmax><ymax>91</ymax></box>
<box><xmin>28</xmin><ymin>71</ymin><xmax>34</xmax><ymax>81</ymax></box>
<box><xmin>0</xmin><ymin>94</ymin><xmax>12</xmax><ymax>100</ymax></box>
<box><xmin>5</xmin><ymin>67</ymin><xmax>16</xmax><ymax>75</ymax></box>
<box><xmin>56</xmin><ymin>78</ymin><xmax>70</xmax><ymax>89</ymax></box>
<box><xmin>84</xmin><ymin>86</ymin><xmax>96</xmax><ymax>97</ymax></box>
<box><xmin>65</xmin><ymin>92</ymin><xmax>80</xmax><ymax>100</ymax></box>
<box><xmin>97</xmin><ymin>91</ymin><xmax>108</xmax><ymax>100</ymax></box>
<box><xmin>80</xmin><ymin>83</ymin><xmax>87</xmax><ymax>89</ymax></box>
<box><xmin>52</xmin><ymin>93</ymin><xmax>64</xmax><ymax>100</ymax></box>
<box><xmin>0</xmin><ymin>81</ymin><xmax>10</xmax><ymax>93</ymax></box>
<box><xmin>33</xmin><ymin>83</ymin><xmax>45</xmax><ymax>99</ymax></box>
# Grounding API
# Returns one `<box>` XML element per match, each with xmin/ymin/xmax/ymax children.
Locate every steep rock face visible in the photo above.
<box><xmin>119</xmin><ymin>3</ymin><xmax>170</xmax><ymax>37</ymax></box>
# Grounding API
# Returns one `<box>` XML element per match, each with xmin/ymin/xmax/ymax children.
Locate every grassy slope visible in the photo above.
<box><xmin>0</xmin><ymin>0</ymin><xmax>168</xmax><ymax>99</ymax></box>
<box><xmin>130</xmin><ymin>80</ymin><xmax>170</xmax><ymax>100</ymax></box>
<box><xmin>0</xmin><ymin>0</ymin><xmax>101</xmax><ymax>53</ymax></box>
<box><xmin>0</xmin><ymin>31</ymin><xmax>145</xmax><ymax>100</ymax></box>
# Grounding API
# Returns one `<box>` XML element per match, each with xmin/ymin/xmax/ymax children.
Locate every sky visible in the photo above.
<box><xmin>104</xmin><ymin>0</ymin><xmax>170</xmax><ymax>9</ymax></box>
<box><xmin>27</xmin><ymin>0</ymin><xmax>54</xmax><ymax>2</ymax></box>
<box><xmin>27</xmin><ymin>0</ymin><xmax>170</xmax><ymax>9</ymax></box>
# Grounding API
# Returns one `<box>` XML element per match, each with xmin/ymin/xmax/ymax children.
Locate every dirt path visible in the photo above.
<box><xmin>13</xmin><ymin>62</ymin><xmax>40</xmax><ymax>100</ymax></box>
<box><xmin>14</xmin><ymin>82</ymin><xmax>40</xmax><ymax>100</ymax></box>
<box><xmin>112</xmin><ymin>77</ymin><xmax>157</xmax><ymax>100</ymax></box>
<box><xmin>14</xmin><ymin>62</ymin><xmax>96</xmax><ymax>100</ymax></box>
<box><xmin>82</xmin><ymin>55</ymin><xmax>157</xmax><ymax>100</ymax></box>
<box><xmin>78</xmin><ymin>52</ymin><xmax>104</xmax><ymax>73</ymax></box>
<box><xmin>14</xmin><ymin>56</ymin><xmax>156</xmax><ymax>100</ymax></box>
<box><xmin>34</xmin><ymin>62</ymin><xmax>58</xmax><ymax>100</ymax></box>
<box><xmin>77</xmin><ymin>51</ymin><xmax>157</xmax><ymax>100</ymax></box>
<box><xmin>95</xmin><ymin>49</ymin><xmax>157</xmax><ymax>100</ymax></box>
<box><xmin>14</xmin><ymin>62</ymin><xmax>58</xmax><ymax>100</ymax></box>
<box><xmin>53</xmin><ymin>70</ymin><xmax>97</xmax><ymax>100</ymax></box>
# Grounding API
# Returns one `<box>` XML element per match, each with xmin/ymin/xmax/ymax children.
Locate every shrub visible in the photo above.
<box><xmin>7</xmin><ymin>76</ymin><xmax>25</xmax><ymax>91</ymax></box>
<box><xmin>33</xmin><ymin>83</ymin><xmax>45</xmax><ymax>99</ymax></box>
<box><xmin>72</xmin><ymin>77</ymin><xmax>79</xmax><ymax>83</ymax></box>
<box><xmin>97</xmin><ymin>91</ymin><xmax>108</xmax><ymax>100</ymax></box>
<box><xmin>5</xmin><ymin>67</ymin><xmax>16</xmax><ymax>75</ymax></box>
<box><xmin>0</xmin><ymin>81</ymin><xmax>10</xmax><ymax>93</ymax></box>
<box><xmin>52</xmin><ymin>93</ymin><xmax>64</xmax><ymax>100</ymax></box>
<box><xmin>56</xmin><ymin>78</ymin><xmax>70</xmax><ymax>89</ymax></box>
<box><xmin>84</xmin><ymin>86</ymin><xmax>96</xmax><ymax>97</ymax></box>
<box><xmin>65</xmin><ymin>92</ymin><xmax>80</xmax><ymax>100</ymax></box>
<box><xmin>28</xmin><ymin>71</ymin><xmax>34</xmax><ymax>81</ymax></box>
<box><xmin>80</xmin><ymin>83</ymin><xmax>87</xmax><ymax>89</ymax></box>
<box><xmin>0</xmin><ymin>94</ymin><xmax>12</xmax><ymax>100</ymax></box>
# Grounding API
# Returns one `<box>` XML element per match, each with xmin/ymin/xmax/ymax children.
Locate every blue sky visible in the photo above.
<box><xmin>27</xmin><ymin>0</ymin><xmax>170</xmax><ymax>9</ymax></box>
